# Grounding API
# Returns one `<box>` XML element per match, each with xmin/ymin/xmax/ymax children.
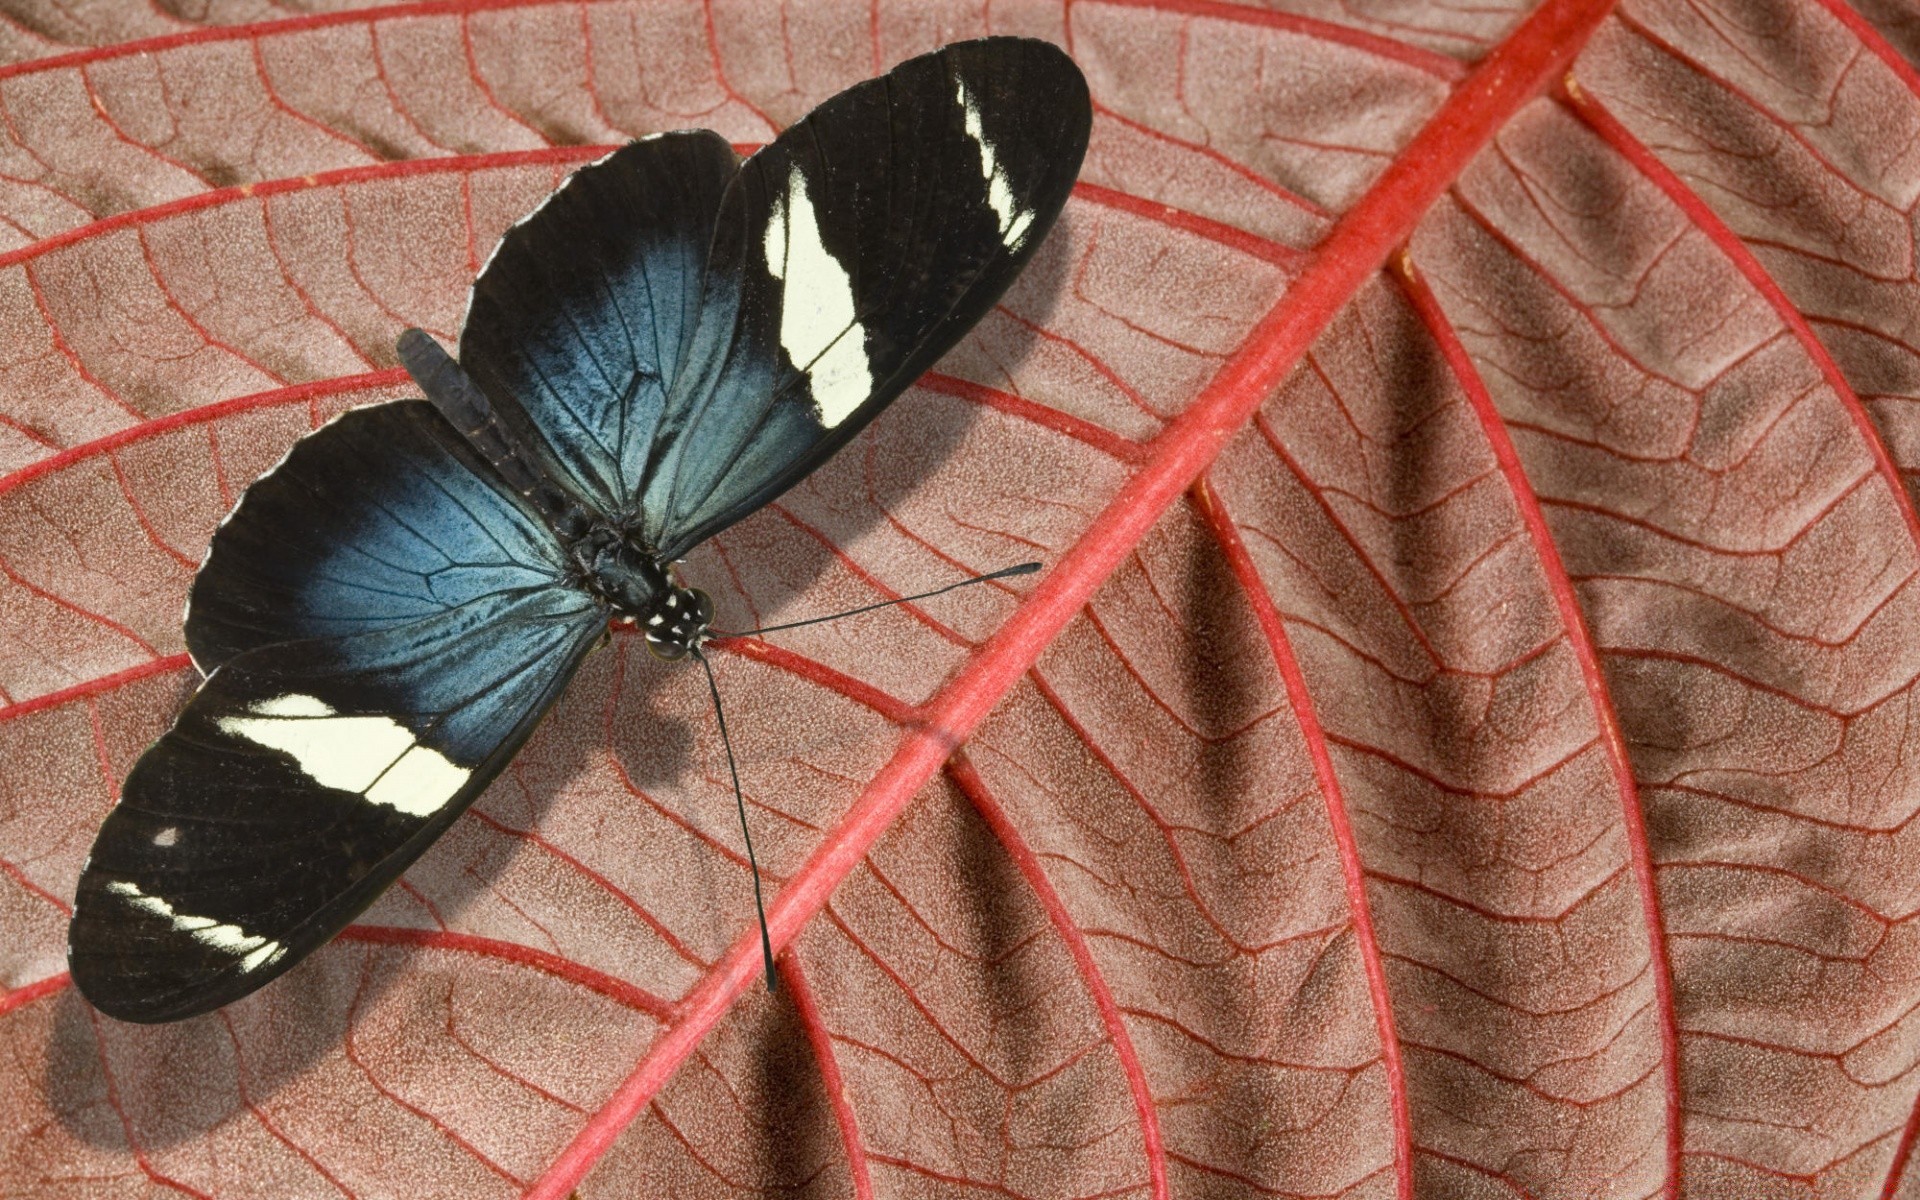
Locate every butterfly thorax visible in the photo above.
<box><xmin>568</xmin><ymin>523</ymin><xmax>713</xmax><ymax>660</ymax></box>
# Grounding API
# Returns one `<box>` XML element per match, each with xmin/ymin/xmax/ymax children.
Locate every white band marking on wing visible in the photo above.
<box><xmin>217</xmin><ymin>694</ymin><xmax>470</xmax><ymax>818</ymax></box>
<box><xmin>956</xmin><ymin>76</ymin><xmax>1036</xmax><ymax>249</ymax></box>
<box><xmin>763</xmin><ymin>168</ymin><xmax>873</xmax><ymax>429</ymax></box>
<box><xmin>105</xmin><ymin>880</ymin><xmax>288</xmax><ymax>973</ymax></box>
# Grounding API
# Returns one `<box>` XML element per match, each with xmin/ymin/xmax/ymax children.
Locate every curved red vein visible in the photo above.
<box><xmin>1561</xmin><ymin>80</ymin><xmax>1920</xmax><ymax>557</ymax></box>
<box><xmin>0</xmin><ymin>365</ymin><xmax>1105</xmax><ymax>518</ymax></box>
<box><xmin>1580</xmin><ymin>563</ymin><xmax>1916</xmax><ymax>651</ymax></box>
<box><xmin>1807</xmin><ymin>0</ymin><xmax>1920</xmax><ymax>106</ymax></box>
<box><xmin>371</xmin><ymin>22</ymin><xmax>456</xmax><ymax>156</ymax></box>
<box><xmin>0</xmin><ymin>0</ymin><xmax>607</xmax><ymax>84</ymax></box>
<box><xmin>0</xmin><ymin>158</ymin><xmax>1287</xmax><ymax>294</ymax></box>
<box><xmin>573</xmin><ymin>5</ymin><xmax>622</xmax><ymax>138</ymax></box>
<box><xmin>947</xmin><ymin>755</ymin><xmax>1170</xmax><ymax>1200</ymax></box>
<box><xmin>1416</xmin><ymin>1146</ymin><xmax>1533</xmax><ymax>1195</ymax></box>
<box><xmin>73</xmin><ymin>62</ymin><xmax>218</xmax><ymax>194</ymax></box>
<box><xmin>442</xmin><ymin>1005</ymin><xmax>591</xmax><ymax>1116</ymax></box>
<box><xmin>0</xmin><ymin>371</ymin><xmax>409</xmax><ymax>500</ymax></box>
<box><xmin>527</xmin><ymin>0</ymin><xmax>1619</xmax><ymax>1190</ymax></box>
<box><xmin>1393</xmin><ymin>255</ymin><xmax>1683</xmax><ymax>1196</ymax></box>
<box><xmin>817</xmin><ymin>905</ymin><xmax>1091</xmax><ymax>1089</ymax></box>
<box><xmin>0</xmin><ymin>408</ymin><xmax>56</xmax><ymax>450</ymax></box>
<box><xmin>1075</xmin><ymin>181</ymin><xmax>1304</xmax><ymax>267</ymax></box>
<box><xmin>337</xmin><ymin>925</ymin><xmax>673</xmax><ymax>1019</ymax></box>
<box><xmin>0</xmin><ymin>971</ymin><xmax>67</xmax><ymax>1016</ymax></box>
<box><xmin>0</xmin><ymin>654</ymin><xmax>190</xmax><ymax>725</ymax></box>
<box><xmin>85</xmin><ymin>1005</ymin><xmax>217</xmax><ymax>1199</ymax></box>
<box><xmin>252</xmin><ymin>36</ymin><xmax>382</xmax><ymax>165</ymax></box>
<box><xmin>867</xmin><ymin>1151</ymin><xmax>1146</xmax><ymax>1199</ymax></box>
<box><xmin>704</xmin><ymin>634</ymin><xmax>914</xmax><ymax>724</ymax></box>
<box><xmin>1173</xmin><ymin>1150</ymin><xmax>1400</xmax><ymax>1197</ymax></box>
<box><xmin>1</xmin><ymin>927</ymin><xmax>677</xmax><ymax>1029</ymax></box>
<box><xmin>1602</xmin><ymin>11</ymin><xmax>1905</xmax><ymax>224</ymax></box>
<box><xmin>1881</xmin><ymin>1089</ymin><xmax>1920</xmax><ymax>1200</ymax></box>
<box><xmin>107</xmin><ymin>454</ymin><xmax>197</xmax><ymax>570</ymax></box>
<box><xmin>462</xmin><ymin>808</ymin><xmax>708</xmax><ymax>969</ymax></box>
<box><xmin>0</xmin><ymin>558</ymin><xmax>158</xmax><ymax>656</ymax></box>
<box><xmin>0</xmin><ymin>852</ymin><xmax>71</xmax><ymax>914</ymax></box>
<box><xmin>1442</xmin><ymin>189</ymin><xmax>1726</xmax><ymax>398</ymax></box>
<box><xmin>1073</xmin><ymin>596</ymin><xmax>1287</xmax><ymax>744</ymax></box>
<box><xmin>1117</xmin><ymin>999</ymin><xmax>1374</xmax><ymax>1072</ymax></box>
<box><xmin>1410</xmin><ymin>1025</ymin><xmax>1663</xmax><ymax>1103</ymax></box>
<box><xmin>218</xmin><ymin>1009</ymin><xmax>359</xmax><ymax>1199</ymax></box>
<box><xmin>776</xmin><ymin>952</ymin><xmax>876</xmax><ymax>1200</ymax></box>
<box><xmin>341</xmin><ymin>964</ymin><xmax>528</xmax><ymax>1188</ymax></box>
<box><xmin>694</xmin><ymin>0</ymin><xmax>779</xmax><ymax>136</ymax></box>
<box><xmin>994</xmin><ymin>304</ymin><xmax>1165</xmax><ymax>424</ymax></box>
<box><xmin>1381</xmin><ymin>946</ymin><xmax>1652</xmax><ymax>1023</ymax></box>
<box><xmin>456</xmin><ymin>12</ymin><xmax>551</xmax><ymax>144</ymax></box>
<box><xmin>909</xmin><ymin>371</ymin><xmax>1146</xmax><ymax>461</ymax></box>
<box><xmin>1193</xmin><ymin>477</ymin><xmax>1412</xmax><ymax>1200</ymax></box>
<box><xmin>258</xmin><ymin>203</ymin><xmax>384</xmax><ymax>371</ymax></box>
<box><xmin>1026</xmin><ymin>666</ymin><xmax>1263</xmax><ymax>953</ymax></box>
<box><xmin>1082</xmin><ymin>0</ymin><xmax>1465</xmax><ymax>80</ymax></box>
<box><xmin>1092</xmin><ymin>103</ymin><xmax>1331</xmax><ymax>219</ymax></box>
<box><xmin>1250</xmin><ymin>409</ymin><xmax>1443</xmax><ymax>665</ymax></box>
<box><xmin>134</xmin><ymin>224</ymin><xmax>293</xmax><ymax>391</ymax></box>
<box><xmin>1539</xmin><ymin>469</ymin><xmax>1882</xmax><ymax>564</ymax></box>
<box><xmin>1660</xmin><ymin>857</ymin><xmax>1899</xmax><ymax>922</ymax></box>
<box><xmin>0</xmin><ymin>148</ymin><xmax>604</xmax><ymax>273</ymax></box>
<box><xmin>21</xmin><ymin>262</ymin><xmax>138</xmax><ymax>423</ymax></box>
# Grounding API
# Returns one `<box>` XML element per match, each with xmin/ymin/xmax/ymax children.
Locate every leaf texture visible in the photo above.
<box><xmin>4</xmin><ymin>1</ymin><xmax>1920</xmax><ymax>1197</ymax></box>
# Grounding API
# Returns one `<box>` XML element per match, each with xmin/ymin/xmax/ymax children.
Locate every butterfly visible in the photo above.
<box><xmin>66</xmin><ymin>36</ymin><xmax>1090</xmax><ymax>1023</ymax></box>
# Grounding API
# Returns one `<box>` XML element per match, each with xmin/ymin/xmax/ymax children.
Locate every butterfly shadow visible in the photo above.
<box><xmin>41</xmin><ymin>664</ymin><xmax>632</xmax><ymax>1151</ymax></box>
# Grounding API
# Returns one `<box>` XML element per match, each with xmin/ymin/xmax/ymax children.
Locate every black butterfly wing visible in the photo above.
<box><xmin>456</xmin><ymin>131</ymin><xmax>740</xmax><ymax>519</ymax></box>
<box><xmin>639</xmin><ymin>37</ymin><xmax>1090</xmax><ymax>559</ymax></box>
<box><xmin>73</xmin><ymin>403</ymin><xmax>603</xmax><ymax>1023</ymax></box>
<box><xmin>185</xmin><ymin>401</ymin><xmax>585</xmax><ymax>672</ymax></box>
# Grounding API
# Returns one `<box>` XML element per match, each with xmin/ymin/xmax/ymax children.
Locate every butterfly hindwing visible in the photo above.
<box><xmin>458</xmin><ymin>131</ymin><xmax>741</xmax><ymax>518</ymax></box>
<box><xmin>640</xmin><ymin>37</ymin><xmax>1091</xmax><ymax>558</ymax></box>
<box><xmin>185</xmin><ymin>401</ymin><xmax>579</xmax><ymax>673</ymax></box>
<box><xmin>73</xmin><ymin>405</ymin><xmax>604</xmax><ymax>1023</ymax></box>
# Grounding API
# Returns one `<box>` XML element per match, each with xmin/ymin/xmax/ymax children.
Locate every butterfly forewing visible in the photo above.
<box><xmin>642</xmin><ymin>37</ymin><xmax>1091</xmax><ymax>558</ymax></box>
<box><xmin>71</xmin><ymin>406</ymin><xmax>603</xmax><ymax>1022</ymax></box>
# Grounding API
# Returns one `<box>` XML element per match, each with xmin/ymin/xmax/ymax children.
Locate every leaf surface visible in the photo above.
<box><xmin>4</xmin><ymin>1</ymin><xmax>1920</xmax><ymax>1197</ymax></box>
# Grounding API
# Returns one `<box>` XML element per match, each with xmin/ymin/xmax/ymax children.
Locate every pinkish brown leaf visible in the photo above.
<box><xmin>5</xmin><ymin>1</ymin><xmax>1920</xmax><ymax>1197</ymax></box>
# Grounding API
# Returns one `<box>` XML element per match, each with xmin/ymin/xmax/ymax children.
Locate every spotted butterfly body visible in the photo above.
<box><xmin>68</xmin><ymin>37</ymin><xmax>1091</xmax><ymax>1024</ymax></box>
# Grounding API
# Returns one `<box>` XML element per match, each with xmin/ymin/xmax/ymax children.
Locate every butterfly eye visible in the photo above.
<box><xmin>645</xmin><ymin>638</ymin><xmax>689</xmax><ymax>662</ymax></box>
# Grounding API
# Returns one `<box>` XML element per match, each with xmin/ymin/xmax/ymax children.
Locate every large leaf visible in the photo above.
<box><xmin>4</xmin><ymin>0</ymin><xmax>1920</xmax><ymax>1196</ymax></box>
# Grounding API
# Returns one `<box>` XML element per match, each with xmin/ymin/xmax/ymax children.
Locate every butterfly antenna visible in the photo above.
<box><xmin>693</xmin><ymin>647</ymin><xmax>776</xmax><ymax>991</ymax></box>
<box><xmin>712</xmin><ymin>561</ymin><xmax>1041</xmax><ymax>639</ymax></box>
